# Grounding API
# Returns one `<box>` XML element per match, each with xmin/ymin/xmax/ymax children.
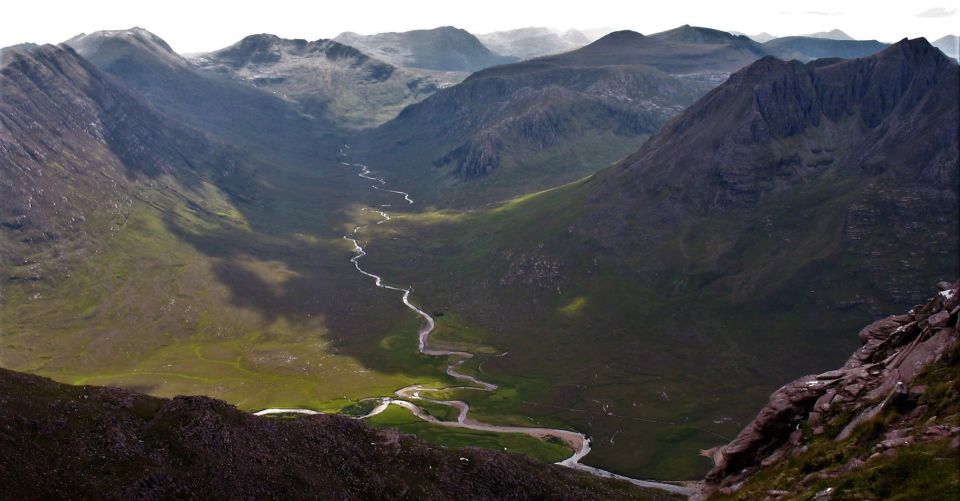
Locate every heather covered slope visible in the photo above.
<box><xmin>0</xmin><ymin>43</ymin><xmax>246</xmax><ymax>280</ymax></box>
<box><xmin>0</xmin><ymin>368</ymin><xmax>675</xmax><ymax>500</ymax></box>
<box><xmin>356</xmin><ymin>38</ymin><xmax>959</xmax><ymax>479</ymax></box>
<box><xmin>191</xmin><ymin>34</ymin><xmax>439</xmax><ymax>128</ymax></box>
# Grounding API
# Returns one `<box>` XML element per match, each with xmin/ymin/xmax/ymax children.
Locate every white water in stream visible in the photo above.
<box><xmin>255</xmin><ymin>147</ymin><xmax>691</xmax><ymax>497</ymax></box>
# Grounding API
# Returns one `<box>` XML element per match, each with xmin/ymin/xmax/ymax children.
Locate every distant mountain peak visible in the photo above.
<box><xmin>65</xmin><ymin>27</ymin><xmax>186</xmax><ymax>69</ymax></box>
<box><xmin>197</xmin><ymin>33</ymin><xmax>377</xmax><ymax>72</ymax></box>
<box><xmin>588</xmin><ymin>30</ymin><xmax>646</xmax><ymax>48</ymax></box>
<box><xmin>730</xmin><ymin>31</ymin><xmax>777</xmax><ymax>43</ymax></box>
<box><xmin>932</xmin><ymin>34</ymin><xmax>959</xmax><ymax>59</ymax></box>
<box><xmin>68</xmin><ymin>27</ymin><xmax>176</xmax><ymax>54</ymax></box>
<box><xmin>334</xmin><ymin>26</ymin><xmax>515</xmax><ymax>72</ymax></box>
<box><xmin>651</xmin><ymin>24</ymin><xmax>753</xmax><ymax>45</ymax></box>
<box><xmin>805</xmin><ymin>29</ymin><xmax>854</xmax><ymax>41</ymax></box>
<box><xmin>240</xmin><ymin>33</ymin><xmax>284</xmax><ymax>44</ymax></box>
<box><xmin>477</xmin><ymin>27</ymin><xmax>592</xmax><ymax>59</ymax></box>
<box><xmin>879</xmin><ymin>37</ymin><xmax>952</xmax><ymax>66</ymax></box>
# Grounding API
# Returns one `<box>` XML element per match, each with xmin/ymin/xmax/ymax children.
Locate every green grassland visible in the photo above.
<box><xmin>366</xmin><ymin>404</ymin><xmax>573</xmax><ymax>464</ymax></box>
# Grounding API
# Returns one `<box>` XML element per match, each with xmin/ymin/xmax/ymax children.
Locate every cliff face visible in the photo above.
<box><xmin>701</xmin><ymin>280</ymin><xmax>960</xmax><ymax>499</ymax></box>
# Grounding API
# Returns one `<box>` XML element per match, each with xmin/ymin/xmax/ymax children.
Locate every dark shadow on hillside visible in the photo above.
<box><xmin>159</xmin><ymin>132</ymin><xmax>442</xmax><ymax>378</ymax></box>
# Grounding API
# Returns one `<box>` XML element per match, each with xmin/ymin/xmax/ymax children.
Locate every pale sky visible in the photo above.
<box><xmin>1</xmin><ymin>0</ymin><xmax>957</xmax><ymax>53</ymax></box>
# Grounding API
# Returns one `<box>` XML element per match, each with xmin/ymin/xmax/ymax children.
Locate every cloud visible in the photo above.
<box><xmin>916</xmin><ymin>7</ymin><xmax>957</xmax><ymax>17</ymax></box>
<box><xmin>806</xmin><ymin>11</ymin><xmax>842</xmax><ymax>16</ymax></box>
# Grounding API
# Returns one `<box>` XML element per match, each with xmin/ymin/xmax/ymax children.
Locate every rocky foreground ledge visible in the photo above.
<box><xmin>700</xmin><ymin>281</ymin><xmax>960</xmax><ymax>499</ymax></box>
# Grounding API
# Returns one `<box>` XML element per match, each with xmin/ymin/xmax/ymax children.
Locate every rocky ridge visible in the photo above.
<box><xmin>701</xmin><ymin>280</ymin><xmax>960</xmax><ymax>498</ymax></box>
<box><xmin>191</xmin><ymin>34</ymin><xmax>439</xmax><ymax>128</ymax></box>
<box><xmin>334</xmin><ymin>26</ymin><xmax>516</xmax><ymax>73</ymax></box>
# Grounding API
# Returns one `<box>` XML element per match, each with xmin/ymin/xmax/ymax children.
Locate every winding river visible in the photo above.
<box><xmin>255</xmin><ymin>148</ymin><xmax>691</xmax><ymax>497</ymax></box>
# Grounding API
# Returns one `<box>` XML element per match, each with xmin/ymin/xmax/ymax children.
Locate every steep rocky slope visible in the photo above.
<box><xmin>0</xmin><ymin>367</ymin><xmax>675</xmax><ymax>500</ymax></box>
<box><xmin>587</xmin><ymin>37</ymin><xmax>959</xmax><ymax>303</ymax></box>
<box><xmin>701</xmin><ymin>281</ymin><xmax>960</xmax><ymax>499</ymax></box>
<box><xmin>191</xmin><ymin>34</ymin><xmax>439</xmax><ymax>128</ymax></box>
<box><xmin>335</xmin><ymin>26</ymin><xmax>516</xmax><ymax>72</ymax></box>
<box><xmin>0</xmin><ymin>43</ymin><xmax>244</xmax><ymax>280</ymax></box>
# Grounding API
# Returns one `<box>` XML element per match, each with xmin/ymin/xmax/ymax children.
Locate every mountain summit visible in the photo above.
<box><xmin>649</xmin><ymin>24</ymin><xmax>758</xmax><ymax>46</ymax></box>
<box><xmin>563</xmin><ymin>26</ymin><xmax>766</xmax><ymax>75</ymax></box>
<box><xmin>805</xmin><ymin>29</ymin><xmax>855</xmax><ymax>40</ymax></box>
<box><xmin>600</xmin><ymin>37</ymin><xmax>957</xmax><ymax>211</ymax></box>
<box><xmin>192</xmin><ymin>34</ymin><xmax>438</xmax><ymax>127</ymax></box>
<box><xmin>65</xmin><ymin>27</ymin><xmax>188</xmax><ymax>70</ymax></box>
<box><xmin>335</xmin><ymin>26</ymin><xmax>516</xmax><ymax>72</ymax></box>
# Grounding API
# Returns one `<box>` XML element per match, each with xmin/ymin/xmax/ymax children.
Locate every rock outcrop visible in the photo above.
<box><xmin>701</xmin><ymin>280</ymin><xmax>960</xmax><ymax>497</ymax></box>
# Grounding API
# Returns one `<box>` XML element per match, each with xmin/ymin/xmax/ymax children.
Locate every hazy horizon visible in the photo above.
<box><xmin>1</xmin><ymin>0</ymin><xmax>957</xmax><ymax>53</ymax></box>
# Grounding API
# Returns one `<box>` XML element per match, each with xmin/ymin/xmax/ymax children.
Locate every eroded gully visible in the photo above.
<box><xmin>255</xmin><ymin>147</ymin><xmax>691</xmax><ymax>497</ymax></box>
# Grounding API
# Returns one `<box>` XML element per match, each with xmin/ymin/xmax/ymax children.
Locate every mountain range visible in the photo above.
<box><xmin>63</xmin><ymin>28</ymin><xmax>332</xmax><ymax>151</ymax></box>
<box><xmin>359</xmin><ymin>25</ymin><xmax>899</xmax><ymax>207</ymax></box>
<box><xmin>360</xmin><ymin>28</ymin><xmax>724</xmax><ymax>205</ymax></box>
<box><xmin>191</xmin><ymin>34</ymin><xmax>439</xmax><ymax>128</ymax></box>
<box><xmin>1</xmin><ymin>18</ymin><xmax>957</xmax><ymax>497</ymax></box>
<box><xmin>360</xmin><ymin>26</ymin><xmax>780</xmax><ymax>205</ymax></box>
